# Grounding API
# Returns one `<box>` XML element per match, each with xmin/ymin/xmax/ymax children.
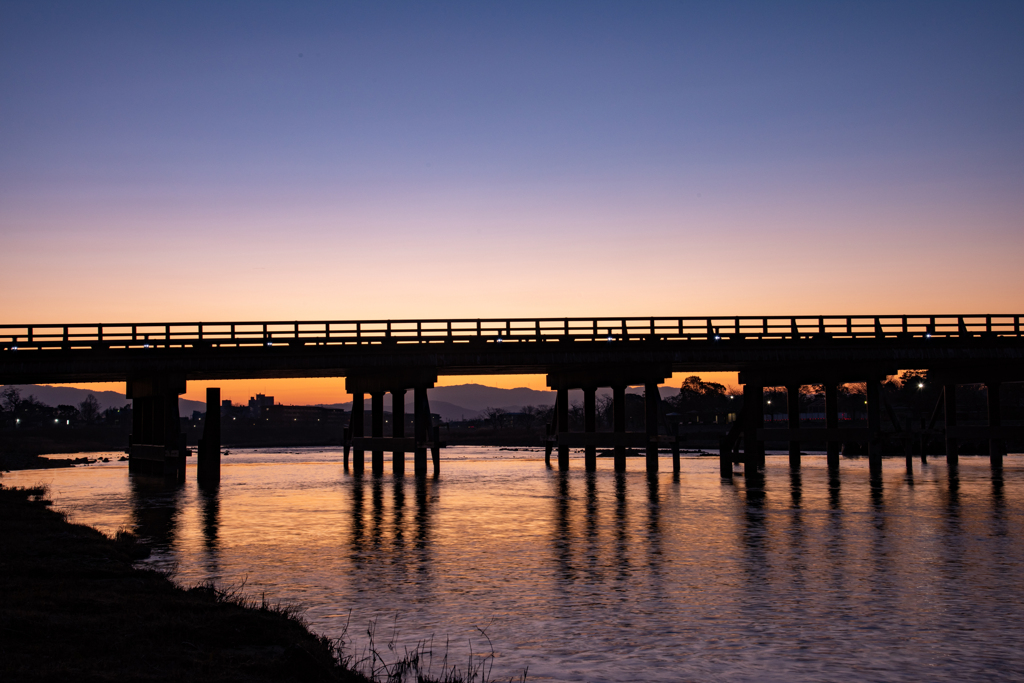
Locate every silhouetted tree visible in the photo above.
<box><xmin>56</xmin><ymin>404</ymin><xmax>80</xmax><ymax>425</ymax></box>
<box><xmin>569</xmin><ymin>401</ymin><xmax>585</xmax><ymax>430</ymax></box>
<box><xmin>483</xmin><ymin>406</ymin><xmax>508</xmax><ymax>431</ymax></box>
<box><xmin>669</xmin><ymin>376</ymin><xmax>730</xmax><ymax>423</ymax></box>
<box><xmin>597</xmin><ymin>395</ymin><xmax>614</xmax><ymax>428</ymax></box>
<box><xmin>2</xmin><ymin>386</ymin><xmax>20</xmax><ymax>412</ymax></box>
<box><xmin>79</xmin><ymin>394</ymin><xmax>100</xmax><ymax>425</ymax></box>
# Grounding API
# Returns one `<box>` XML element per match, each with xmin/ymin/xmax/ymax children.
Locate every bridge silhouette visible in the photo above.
<box><xmin>2</xmin><ymin>314</ymin><xmax>1022</xmax><ymax>482</ymax></box>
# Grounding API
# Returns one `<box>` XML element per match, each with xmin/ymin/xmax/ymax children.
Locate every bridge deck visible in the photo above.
<box><xmin>1</xmin><ymin>314</ymin><xmax>1022</xmax><ymax>385</ymax></box>
<box><xmin>1</xmin><ymin>314</ymin><xmax>1021</xmax><ymax>350</ymax></box>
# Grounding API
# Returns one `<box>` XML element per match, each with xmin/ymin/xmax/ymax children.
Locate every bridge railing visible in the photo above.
<box><xmin>0</xmin><ymin>315</ymin><xmax>1020</xmax><ymax>350</ymax></box>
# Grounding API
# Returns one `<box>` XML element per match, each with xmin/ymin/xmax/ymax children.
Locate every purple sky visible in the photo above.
<box><xmin>1</xmin><ymin>1</ymin><xmax>1022</xmax><ymax>399</ymax></box>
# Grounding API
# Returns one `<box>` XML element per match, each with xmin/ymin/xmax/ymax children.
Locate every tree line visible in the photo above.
<box><xmin>0</xmin><ymin>387</ymin><xmax>131</xmax><ymax>429</ymax></box>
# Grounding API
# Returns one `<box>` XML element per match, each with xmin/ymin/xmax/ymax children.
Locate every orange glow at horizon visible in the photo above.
<box><xmin>40</xmin><ymin>371</ymin><xmax>743</xmax><ymax>407</ymax></box>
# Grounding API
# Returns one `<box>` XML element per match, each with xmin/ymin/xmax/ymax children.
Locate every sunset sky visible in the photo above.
<box><xmin>2</xmin><ymin>1</ymin><xmax>1022</xmax><ymax>403</ymax></box>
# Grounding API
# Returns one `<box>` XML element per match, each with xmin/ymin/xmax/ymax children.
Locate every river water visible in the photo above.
<box><xmin>5</xmin><ymin>448</ymin><xmax>1024</xmax><ymax>682</ymax></box>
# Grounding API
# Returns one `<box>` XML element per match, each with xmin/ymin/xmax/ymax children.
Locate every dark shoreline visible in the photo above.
<box><xmin>0</xmin><ymin>483</ymin><xmax>372</xmax><ymax>682</ymax></box>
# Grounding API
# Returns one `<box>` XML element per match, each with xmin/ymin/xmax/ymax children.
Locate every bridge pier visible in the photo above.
<box><xmin>613</xmin><ymin>384</ymin><xmax>626</xmax><ymax>472</ymax></box>
<box><xmin>415</xmin><ymin>386</ymin><xmax>429</xmax><ymax>476</ymax></box>
<box><xmin>944</xmin><ymin>384</ymin><xmax>958</xmax><ymax>466</ymax></box>
<box><xmin>825</xmin><ymin>383</ymin><xmax>840</xmax><ymax>470</ymax></box>
<box><xmin>127</xmin><ymin>374</ymin><xmax>187</xmax><ymax>481</ymax></box>
<box><xmin>431</xmin><ymin>425</ymin><xmax>441</xmax><ymax>476</ymax></box>
<box><xmin>392</xmin><ymin>388</ymin><xmax>406</xmax><ymax>476</ymax></box>
<box><xmin>556</xmin><ymin>387</ymin><xmax>570</xmax><ymax>471</ymax></box>
<box><xmin>350</xmin><ymin>392</ymin><xmax>365</xmax><ymax>475</ymax></box>
<box><xmin>584</xmin><ymin>387</ymin><xmax>597</xmax><ymax>471</ymax></box>
<box><xmin>546</xmin><ymin>366</ymin><xmax>669</xmax><ymax>473</ymax></box>
<box><xmin>371</xmin><ymin>391</ymin><xmax>385</xmax><ymax>475</ymax></box>
<box><xmin>786</xmin><ymin>384</ymin><xmax>801</xmax><ymax>468</ymax></box>
<box><xmin>346</xmin><ymin>371</ymin><xmax>439</xmax><ymax>477</ymax></box>
<box><xmin>988</xmin><ymin>382</ymin><xmax>1003</xmax><ymax>469</ymax></box>
<box><xmin>867</xmin><ymin>380</ymin><xmax>882</xmax><ymax>475</ymax></box>
<box><xmin>743</xmin><ymin>381</ymin><xmax>764</xmax><ymax>476</ymax></box>
<box><xmin>197</xmin><ymin>387</ymin><xmax>221</xmax><ymax>487</ymax></box>
<box><xmin>645</xmin><ymin>381</ymin><xmax>659</xmax><ymax>473</ymax></box>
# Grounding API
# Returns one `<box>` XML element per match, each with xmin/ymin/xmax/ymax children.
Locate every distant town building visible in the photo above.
<box><xmin>248</xmin><ymin>393</ymin><xmax>275</xmax><ymax>417</ymax></box>
<box><xmin>259</xmin><ymin>404</ymin><xmax>347</xmax><ymax>426</ymax></box>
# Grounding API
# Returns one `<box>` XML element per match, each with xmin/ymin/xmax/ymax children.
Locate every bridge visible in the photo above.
<box><xmin>2</xmin><ymin>314</ymin><xmax>1022</xmax><ymax>482</ymax></box>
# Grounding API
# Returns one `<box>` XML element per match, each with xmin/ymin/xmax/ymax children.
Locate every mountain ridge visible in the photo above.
<box><xmin>3</xmin><ymin>382</ymin><xmax>685</xmax><ymax>423</ymax></box>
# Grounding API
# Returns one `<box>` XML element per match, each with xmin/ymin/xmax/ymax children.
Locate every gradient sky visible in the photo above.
<box><xmin>2</xmin><ymin>1</ymin><xmax>1022</xmax><ymax>402</ymax></box>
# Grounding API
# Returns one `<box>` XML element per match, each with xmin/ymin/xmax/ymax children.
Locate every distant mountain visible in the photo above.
<box><xmin>1</xmin><ymin>385</ymin><xmax>206</xmax><ymax>415</ymax></box>
<box><xmin>431</xmin><ymin>384</ymin><xmax>555</xmax><ymax>409</ymax></box>
<box><xmin>317</xmin><ymin>383</ymin><xmax>685</xmax><ymax>422</ymax></box>
<box><xmin>423</xmin><ymin>383</ymin><xmax>681</xmax><ymax>411</ymax></box>
<box><xmin>4</xmin><ymin>382</ymin><xmax>687</xmax><ymax>424</ymax></box>
<box><xmin>319</xmin><ymin>399</ymin><xmax>482</xmax><ymax>423</ymax></box>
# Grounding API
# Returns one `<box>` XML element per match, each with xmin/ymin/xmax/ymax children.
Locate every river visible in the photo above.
<box><xmin>5</xmin><ymin>448</ymin><xmax>1023</xmax><ymax>682</ymax></box>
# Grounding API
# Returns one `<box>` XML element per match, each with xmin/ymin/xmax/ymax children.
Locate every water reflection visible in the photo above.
<box><xmin>413</xmin><ymin>477</ymin><xmax>431</xmax><ymax>577</ymax></box>
<box><xmin>370</xmin><ymin>476</ymin><xmax>385</xmax><ymax>553</ymax></box>
<box><xmin>739</xmin><ymin>471</ymin><xmax>769</xmax><ymax>585</ymax></box>
<box><xmin>128</xmin><ymin>475</ymin><xmax>184</xmax><ymax>550</ymax></box>
<box><xmin>614</xmin><ymin>473</ymin><xmax>630</xmax><ymax>582</ymax></box>
<box><xmin>580</xmin><ymin>472</ymin><xmax>601</xmax><ymax>584</ymax></box>
<box><xmin>553</xmin><ymin>473</ymin><xmax>574</xmax><ymax>584</ymax></box>
<box><xmin>788</xmin><ymin>468</ymin><xmax>802</xmax><ymax>508</ymax></box>
<box><xmin>9</xmin><ymin>454</ymin><xmax>1024</xmax><ymax>683</ymax></box>
<box><xmin>786</xmin><ymin>470</ymin><xmax>807</xmax><ymax>588</ymax></box>
<box><xmin>349</xmin><ymin>473</ymin><xmax>366</xmax><ymax>564</ymax></box>
<box><xmin>645</xmin><ymin>473</ymin><xmax>663</xmax><ymax>583</ymax></box>
<box><xmin>347</xmin><ymin>474</ymin><xmax>433</xmax><ymax>586</ymax></box>
<box><xmin>546</xmin><ymin>471</ymin><xmax>669</xmax><ymax>594</ymax></box>
<box><xmin>940</xmin><ymin>466</ymin><xmax>964</xmax><ymax>579</ymax></box>
<box><xmin>824</xmin><ymin>467</ymin><xmax>846</xmax><ymax>595</ymax></box>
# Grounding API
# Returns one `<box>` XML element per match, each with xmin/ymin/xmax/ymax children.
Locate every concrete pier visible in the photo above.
<box><xmin>613</xmin><ymin>385</ymin><xmax>626</xmax><ymax>472</ymax></box>
<box><xmin>414</xmin><ymin>386</ymin><xmax>429</xmax><ymax>476</ymax></box>
<box><xmin>743</xmin><ymin>381</ymin><xmax>764</xmax><ymax>476</ymax></box>
<box><xmin>944</xmin><ymin>384</ymin><xmax>958</xmax><ymax>466</ymax></box>
<box><xmin>544</xmin><ymin>366</ymin><xmax>670</xmax><ymax>473</ymax></box>
<box><xmin>392</xmin><ymin>388</ymin><xmax>406</xmax><ymax>476</ymax></box>
<box><xmin>346</xmin><ymin>371</ymin><xmax>440</xmax><ymax>478</ymax></box>
<box><xmin>197</xmin><ymin>387</ymin><xmax>221</xmax><ymax>486</ymax></box>
<box><xmin>584</xmin><ymin>387</ymin><xmax>597</xmax><ymax>472</ymax></box>
<box><xmin>371</xmin><ymin>391</ymin><xmax>385</xmax><ymax>475</ymax></box>
<box><xmin>787</xmin><ymin>383</ymin><xmax>801</xmax><ymax>469</ymax></box>
<box><xmin>351</xmin><ymin>392</ymin><xmax>365</xmax><ymax>475</ymax></box>
<box><xmin>867</xmin><ymin>380</ymin><xmax>882</xmax><ymax>475</ymax></box>
<box><xmin>645</xmin><ymin>381</ymin><xmax>659</xmax><ymax>473</ymax></box>
<box><xmin>988</xmin><ymin>382</ymin><xmax>1003</xmax><ymax>468</ymax></box>
<box><xmin>127</xmin><ymin>374</ymin><xmax>187</xmax><ymax>481</ymax></box>
<box><xmin>556</xmin><ymin>387</ymin><xmax>570</xmax><ymax>471</ymax></box>
<box><xmin>825</xmin><ymin>384</ymin><xmax>839</xmax><ymax>470</ymax></box>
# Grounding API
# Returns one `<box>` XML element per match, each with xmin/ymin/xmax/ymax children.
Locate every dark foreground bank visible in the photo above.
<box><xmin>0</xmin><ymin>483</ymin><xmax>373</xmax><ymax>683</ymax></box>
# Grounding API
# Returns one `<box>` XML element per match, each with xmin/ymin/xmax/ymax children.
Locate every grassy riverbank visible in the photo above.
<box><xmin>0</xmin><ymin>482</ymin><xmax>371</xmax><ymax>682</ymax></box>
